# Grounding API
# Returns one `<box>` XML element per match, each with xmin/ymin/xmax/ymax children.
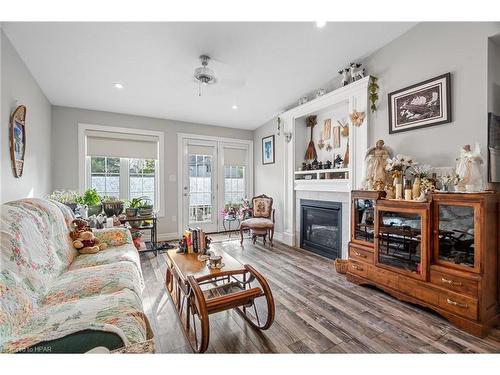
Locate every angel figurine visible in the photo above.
<box><xmin>363</xmin><ymin>139</ymin><xmax>393</xmax><ymax>190</ymax></box>
<box><xmin>455</xmin><ymin>143</ymin><xmax>484</xmax><ymax>192</ymax></box>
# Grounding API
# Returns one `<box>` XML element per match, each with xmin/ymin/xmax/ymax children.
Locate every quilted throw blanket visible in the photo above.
<box><xmin>0</xmin><ymin>199</ymin><xmax>150</xmax><ymax>353</ymax></box>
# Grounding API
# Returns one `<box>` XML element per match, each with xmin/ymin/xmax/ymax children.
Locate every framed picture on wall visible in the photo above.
<box><xmin>9</xmin><ymin>105</ymin><xmax>27</xmax><ymax>178</ymax></box>
<box><xmin>388</xmin><ymin>73</ymin><xmax>451</xmax><ymax>134</ymax></box>
<box><xmin>262</xmin><ymin>135</ymin><xmax>275</xmax><ymax>165</ymax></box>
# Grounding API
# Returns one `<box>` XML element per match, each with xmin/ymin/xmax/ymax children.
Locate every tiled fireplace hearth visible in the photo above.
<box><xmin>300</xmin><ymin>199</ymin><xmax>342</xmax><ymax>259</ymax></box>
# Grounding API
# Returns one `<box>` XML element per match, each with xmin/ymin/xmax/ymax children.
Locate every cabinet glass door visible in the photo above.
<box><xmin>436</xmin><ymin>204</ymin><xmax>476</xmax><ymax>269</ymax></box>
<box><xmin>377</xmin><ymin>210</ymin><xmax>423</xmax><ymax>276</ymax></box>
<box><xmin>353</xmin><ymin>198</ymin><xmax>376</xmax><ymax>244</ymax></box>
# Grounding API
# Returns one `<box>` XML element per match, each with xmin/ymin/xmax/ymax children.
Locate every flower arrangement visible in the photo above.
<box><xmin>219</xmin><ymin>203</ymin><xmax>241</xmax><ymax>219</ymax></box>
<box><xmin>385</xmin><ymin>154</ymin><xmax>417</xmax><ymax>179</ymax></box>
<box><xmin>411</xmin><ymin>164</ymin><xmax>431</xmax><ymax>178</ymax></box>
<box><xmin>49</xmin><ymin>190</ymin><xmax>80</xmax><ymax>204</ymax></box>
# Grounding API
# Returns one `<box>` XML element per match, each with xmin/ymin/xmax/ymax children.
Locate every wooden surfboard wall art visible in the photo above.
<box><xmin>9</xmin><ymin>105</ymin><xmax>27</xmax><ymax>178</ymax></box>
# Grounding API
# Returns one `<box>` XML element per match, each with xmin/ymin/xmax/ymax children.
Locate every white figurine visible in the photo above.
<box><xmin>350</xmin><ymin>63</ymin><xmax>365</xmax><ymax>81</ymax></box>
<box><xmin>455</xmin><ymin>143</ymin><xmax>484</xmax><ymax>192</ymax></box>
<box><xmin>75</xmin><ymin>204</ymin><xmax>88</xmax><ymax>219</ymax></box>
<box><xmin>338</xmin><ymin>68</ymin><xmax>350</xmax><ymax>86</ymax></box>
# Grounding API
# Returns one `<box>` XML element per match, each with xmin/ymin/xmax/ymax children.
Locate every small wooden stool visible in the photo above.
<box><xmin>251</xmin><ymin>228</ymin><xmax>268</xmax><ymax>245</ymax></box>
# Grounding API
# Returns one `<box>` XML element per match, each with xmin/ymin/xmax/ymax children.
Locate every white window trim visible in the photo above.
<box><xmin>78</xmin><ymin>123</ymin><xmax>165</xmax><ymax>217</ymax></box>
<box><xmin>177</xmin><ymin>132</ymin><xmax>253</xmax><ymax>235</ymax></box>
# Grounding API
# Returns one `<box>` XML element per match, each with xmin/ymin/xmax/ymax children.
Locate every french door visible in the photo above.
<box><xmin>181</xmin><ymin>137</ymin><xmax>251</xmax><ymax>234</ymax></box>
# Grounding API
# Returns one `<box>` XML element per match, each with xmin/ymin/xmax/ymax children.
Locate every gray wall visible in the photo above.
<box><xmin>253</xmin><ymin>23</ymin><xmax>500</xmax><ymax>221</ymax></box>
<box><xmin>51</xmin><ymin>106</ymin><xmax>253</xmax><ymax>237</ymax></box>
<box><xmin>1</xmin><ymin>30</ymin><xmax>52</xmax><ymax>203</ymax></box>
<box><xmin>253</xmin><ymin>118</ymin><xmax>284</xmax><ymax>236</ymax></box>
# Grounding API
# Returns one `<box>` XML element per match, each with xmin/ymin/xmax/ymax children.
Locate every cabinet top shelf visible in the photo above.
<box><xmin>294</xmin><ymin>168</ymin><xmax>348</xmax><ymax>175</ymax></box>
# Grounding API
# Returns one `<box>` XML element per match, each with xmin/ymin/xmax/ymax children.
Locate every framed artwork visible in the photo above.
<box><xmin>9</xmin><ymin>105</ymin><xmax>27</xmax><ymax>178</ymax></box>
<box><xmin>262</xmin><ymin>135</ymin><xmax>275</xmax><ymax>165</ymax></box>
<box><xmin>388</xmin><ymin>73</ymin><xmax>451</xmax><ymax>134</ymax></box>
<box><xmin>488</xmin><ymin>112</ymin><xmax>500</xmax><ymax>182</ymax></box>
<box><xmin>332</xmin><ymin>126</ymin><xmax>341</xmax><ymax>148</ymax></box>
<box><xmin>323</xmin><ymin>119</ymin><xmax>331</xmax><ymax>140</ymax></box>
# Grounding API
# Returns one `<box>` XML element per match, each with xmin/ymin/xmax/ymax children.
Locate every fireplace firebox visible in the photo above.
<box><xmin>300</xmin><ymin>199</ymin><xmax>341</xmax><ymax>259</ymax></box>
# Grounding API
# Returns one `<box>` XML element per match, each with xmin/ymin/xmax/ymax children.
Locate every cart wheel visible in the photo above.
<box><xmin>236</xmin><ymin>264</ymin><xmax>275</xmax><ymax>330</ymax></box>
<box><xmin>186</xmin><ymin>276</ymin><xmax>210</xmax><ymax>353</ymax></box>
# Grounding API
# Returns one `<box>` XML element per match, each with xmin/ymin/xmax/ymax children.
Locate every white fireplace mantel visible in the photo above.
<box><xmin>280</xmin><ymin>76</ymin><xmax>371</xmax><ymax>248</ymax></box>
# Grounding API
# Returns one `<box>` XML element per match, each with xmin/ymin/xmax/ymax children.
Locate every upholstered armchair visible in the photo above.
<box><xmin>239</xmin><ymin>194</ymin><xmax>275</xmax><ymax>246</ymax></box>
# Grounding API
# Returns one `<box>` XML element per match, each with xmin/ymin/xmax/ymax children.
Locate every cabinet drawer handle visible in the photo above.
<box><xmin>446</xmin><ymin>298</ymin><xmax>468</xmax><ymax>309</ymax></box>
<box><xmin>351</xmin><ymin>264</ymin><xmax>363</xmax><ymax>271</ymax></box>
<box><xmin>441</xmin><ymin>277</ymin><xmax>462</xmax><ymax>286</ymax></box>
<box><xmin>354</xmin><ymin>251</ymin><xmax>367</xmax><ymax>258</ymax></box>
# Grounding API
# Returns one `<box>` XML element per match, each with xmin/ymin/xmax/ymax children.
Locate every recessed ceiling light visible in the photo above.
<box><xmin>316</xmin><ymin>21</ymin><xmax>326</xmax><ymax>28</ymax></box>
<box><xmin>232</xmin><ymin>105</ymin><xmax>238</xmax><ymax>110</ymax></box>
<box><xmin>113</xmin><ymin>82</ymin><xmax>124</xmax><ymax>89</ymax></box>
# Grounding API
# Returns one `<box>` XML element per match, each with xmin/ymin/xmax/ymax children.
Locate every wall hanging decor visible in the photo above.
<box><xmin>323</xmin><ymin>118</ymin><xmax>331</xmax><ymax>140</ymax></box>
<box><xmin>388</xmin><ymin>72</ymin><xmax>451</xmax><ymax>134</ymax></box>
<box><xmin>337</xmin><ymin>120</ymin><xmax>349</xmax><ymax>137</ymax></box>
<box><xmin>262</xmin><ymin>135</ymin><xmax>275</xmax><ymax>165</ymax></box>
<box><xmin>349</xmin><ymin>110</ymin><xmax>365</xmax><ymax>127</ymax></box>
<box><xmin>9</xmin><ymin>105</ymin><xmax>27</xmax><ymax>178</ymax></box>
<box><xmin>304</xmin><ymin>115</ymin><xmax>318</xmax><ymax>161</ymax></box>
<box><xmin>332</xmin><ymin>126</ymin><xmax>341</xmax><ymax>148</ymax></box>
<box><xmin>368</xmin><ymin>76</ymin><xmax>379</xmax><ymax>112</ymax></box>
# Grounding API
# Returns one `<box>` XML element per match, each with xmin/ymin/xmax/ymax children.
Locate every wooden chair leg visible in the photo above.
<box><xmin>270</xmin><ymin>228</ymin><xmax>274</xmax><ymax>247</ymax></box>
<box><xmin>240</xmin><ymin>227</ymin><xmax>244</xmax><ymax>246</ymax></box>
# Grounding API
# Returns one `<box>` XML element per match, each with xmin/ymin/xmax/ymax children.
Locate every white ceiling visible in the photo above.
<box><xmin>3</xmin><ymin>22</ymin><xmax>416</xmax><ymax>130</ymax></box>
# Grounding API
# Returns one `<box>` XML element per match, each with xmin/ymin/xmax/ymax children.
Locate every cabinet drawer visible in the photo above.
<box><xmin>348</xmin><ymin>260</ymin><xmax>368</xmax><ymax>278</ymax></box>
<box><xmin>430</xmin><ymin>270</ymin><xmax>478</xmax><ymax>298</ymax></box>
<box><xmin>437</xmin><ymin>292</ymin><xmax>478</xmax><ymax>321</ymax></box>
<box><xmin>349</xmin><ymin>245</ymin><xmax>374</xmax><ymax>264</ymax></box>
<box><xmin>398</xmin><ymin>276</ymin><xmax>439</xmax><ymax>305</ymax></box>
<box><xmin>367</xmin><ymin>266</ymin><xmax>398</xmax><ymax>289</ymax></box>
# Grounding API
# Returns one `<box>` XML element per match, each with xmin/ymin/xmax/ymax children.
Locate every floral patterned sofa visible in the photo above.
<box><xmin>0</xmin><ymin>198</ymin><xmax>152</xmax><ymax>353</ymax></box>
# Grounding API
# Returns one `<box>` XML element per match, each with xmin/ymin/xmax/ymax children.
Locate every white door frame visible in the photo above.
<box><xmin>177</xmin><ymin>133</ymin><xmax>253</xmax><ymax>236</ymax></box>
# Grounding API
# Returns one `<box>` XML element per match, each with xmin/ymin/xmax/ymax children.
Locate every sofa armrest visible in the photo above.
<box><xmin>93</xmin><ymin>227</ymin><xmax>133</xmax><ymax>247</ymax></box>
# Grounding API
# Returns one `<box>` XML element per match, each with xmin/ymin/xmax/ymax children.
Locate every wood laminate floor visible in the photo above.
<box><xmin>140</xmin><ymin>239</ymin><xmax>500</xmax><ymax>353</ymax></box>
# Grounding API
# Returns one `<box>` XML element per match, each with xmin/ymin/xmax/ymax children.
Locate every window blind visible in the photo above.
<box><xmin>187</xmin><ymin>144</ymin><xmax>215</xmax><ymax>156</ymax></box>
<box><xmin>223</xmin><ymin>147</ymin><xmax>247</xmax><ymax>165</ymax></box>
<box><xmin>86</xmin><ymin>130</ymin><xmax>159</xmax><ymax>159</ymax></box>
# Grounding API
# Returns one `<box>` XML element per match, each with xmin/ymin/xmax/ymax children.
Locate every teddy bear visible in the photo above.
<box><xmin>72</xmin><ymin>230</ymin><xmax>107</xmax><ymax>254</ymax></box>
<box><xmin>70</xmin><ymin>218</ymin><xmax>91</xmax><ymax>241</ymax></box>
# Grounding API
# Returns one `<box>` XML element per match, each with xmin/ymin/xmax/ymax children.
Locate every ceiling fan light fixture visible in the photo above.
<box><xmin>194</xmin><ymin>55</ymin><xmax>216</xmax><ymax>90</ymax></box>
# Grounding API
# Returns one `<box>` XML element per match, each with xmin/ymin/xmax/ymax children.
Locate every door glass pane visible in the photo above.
<box><xmin>224</xmin><ymin>165</ymin><xmax>245</xmax><ymax>205</ymax></box>
<box><xmin>437</xmin><ymin>205</ymin><xmax>475</xmax><ymax>267</ymax></box>
<box><xmin>189</xmin><ymin>154</ymin><xmax>213</xmax><ymax>223</ymax></box>
<box><xmin>353</xmin><ymin>198</ymin><xmax>376</xmax><ymax>243</ymax></box>
<box><xmin>378</xmin><ymin>210</ymin><xmax>423</xmax><ymax>274</ymax></box>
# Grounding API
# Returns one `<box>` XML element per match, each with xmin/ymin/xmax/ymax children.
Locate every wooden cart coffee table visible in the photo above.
<box><xmin>165</xmin><ymin>248</ymin><xmax>275</xmax><ymax>353</ymax></box>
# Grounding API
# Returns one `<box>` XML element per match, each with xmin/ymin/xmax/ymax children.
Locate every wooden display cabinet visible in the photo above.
<box><xmin>347</xmin><ymin>190</ymin><xmax>499</xmax><ymax>337</ymax></box>
<box><xmin>351</xmin><ymin>190</ymin><xmax>386</xmax><ymax>248</ymax></box>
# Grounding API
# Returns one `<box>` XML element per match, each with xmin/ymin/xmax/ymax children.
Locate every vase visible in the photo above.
<box><xmin>394</xmin><ymin>175</ymin><xmax>403</xmax><ymax>200</ymax></box>
<box><xmin>412</xmin><ymin>177</ymin><xmax>421</xmax><ymax>199</ymax></box>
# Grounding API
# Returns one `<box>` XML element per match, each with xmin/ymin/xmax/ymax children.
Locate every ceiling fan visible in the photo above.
<box><xmin>192</xmin><ymin>54</ymin><xmax>245</xmax><ymax>96</ymax></box>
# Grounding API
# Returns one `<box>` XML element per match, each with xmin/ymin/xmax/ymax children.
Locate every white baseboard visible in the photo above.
<box><xmin>157</xmin><ymin>232</ymin><xmax>179</xmax><ymax>241</ymax></box>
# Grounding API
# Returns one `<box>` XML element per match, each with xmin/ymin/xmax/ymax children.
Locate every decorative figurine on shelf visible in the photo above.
<box><xmin>301</xmin><ymin>162</ymin><xmax>307</xmax><ymax>171</ymax></box>
<box><xmin>312</xmin><ymin>158</ymin><xmax>319</xmax><ymax>170</ymax></box>
<box><xmin>317</xmin><ymin>137</ymin><xmax>325</xmax><ymax>150</ymax></box>
<box><xmin>350</xmin><ymin>62</ymin><xmax>366</xmax><ymax>82</ymax></box>
<box><xmin>349</xmin><ymin>110</ymin><xmax>365</xmax><ymax>127</ymax></box>
<box><xmin>324</xmin><ymin>160</ymin><xmax>332</xmax><ymax>170</ymax></box>
<box><xmin>334</xmin><ymin>155</ymin><xmax>343</xmax><ymax>168</ymax></box>
<box><xmin>384</xmin><ymin>184</ymin><xmax>396</xmax><ymax>199</ymax></box>
<box><xmin>338</xmin><ymin>68</ymin><xmax>350</xmax><ymax>86</ymax></box>
<box><xmin>318</xmin><ymin>161</ymin><xmax>323</xmax><ymax>169</ymax></box>
<box><xmin>363</xmin><ymin>139</ymin><xmax>393</xmax><ymax>190</ymax></box>
<box><xmin>304</xmin><ymin>115</ymin><xmax>318</xmax><ymax>161</ymax></box>
<box><xmin>455</xmin><ymin>143</ymin><xmax>484</xmax><ymax>192</ymax></box>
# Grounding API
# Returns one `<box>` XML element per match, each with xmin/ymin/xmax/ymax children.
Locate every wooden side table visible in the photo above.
<box><xmin>165</xmin><ymin>249</ymin><xmax>275</xmax><ymax>353</ymax></box>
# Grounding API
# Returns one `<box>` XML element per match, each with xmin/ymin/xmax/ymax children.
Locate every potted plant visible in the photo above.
<box><xmin>138</xmin><ymin>198</ymin><xmax>154</xmax><ymax>217</ymax></box>
<box><xmin>48</xmin><ymin>190</ymin><xmax>81</xmax><ymax>212</ymax></box>
<box><xmin>76</xmin><ymin>189</ymin><xmax>102</xmax><ymax>216</ymax></box>
<box><xmin>130</xmin><ymin>229</ymin><xmax>143</xmax><ymax>250</ymax></box>
<box><xmin>125</xmin><ymin>197</ymin><xmax>143</xmax><ymax>218</ymax></box>
<box><xmin>102</xmin><ymin>195</ymin><xmax>124</xmax><ymax>217</ymax></box>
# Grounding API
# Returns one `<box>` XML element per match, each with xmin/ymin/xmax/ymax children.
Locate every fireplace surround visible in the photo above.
<box><xmin>300</xmin><ymin>199</ymin><xmax>342</xmax><ymax>259</ymax></box>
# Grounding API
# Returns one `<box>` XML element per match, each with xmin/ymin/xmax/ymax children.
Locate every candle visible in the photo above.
<box><xmin>106</xmin><ymin>217</ymin><xmax>114</xmax><ymax>228</ymax></box>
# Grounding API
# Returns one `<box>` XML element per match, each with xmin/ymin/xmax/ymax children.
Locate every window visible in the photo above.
<box><xmin>188</xmin><ymin>154</ymin><xmax>213</xmax><ymax>223</ymax></box>
<box><xmin>88</xmin><ymin>156</ymin><xmax>157</xmax><ymax>207</ymax></box>
<box><xmin>224</xmin><ymin>165</ymin><xmax>245</xmax><ymax>204</ymax></box>
<box><xmin>90</xmin><ymin>157</ymin><xmax>120</xmax><ymax>198</ymax></box>
<box><xmin>129</xmin><ymin>159</ymin><xmax>156</xmax><ymax>206</ymax></box>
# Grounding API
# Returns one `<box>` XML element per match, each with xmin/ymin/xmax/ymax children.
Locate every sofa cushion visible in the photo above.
<box><xmin>42</xmin><ymin>261</ymin><xmax>143</xmax><ymax>307</ymax></box>
<box><xmin>240</xmin><ymin>217</ymin><xmax>274</xmax><ymax>229</ymax></box>
<box><xmin>1</xmin><ymin>288</ymin><xmax>150</xmax><ymax>353</ymax></box>
<box><xmin>93</xmin><ymin>227</ymin><xmax>132</xmax><ymax>247</ymax></box>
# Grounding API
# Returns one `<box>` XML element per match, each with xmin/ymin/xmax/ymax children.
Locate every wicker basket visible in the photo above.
<box><xmin>334</xmin><ymin>258</ymin><xmax>348</xmax><ymax>274</ymax></box>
